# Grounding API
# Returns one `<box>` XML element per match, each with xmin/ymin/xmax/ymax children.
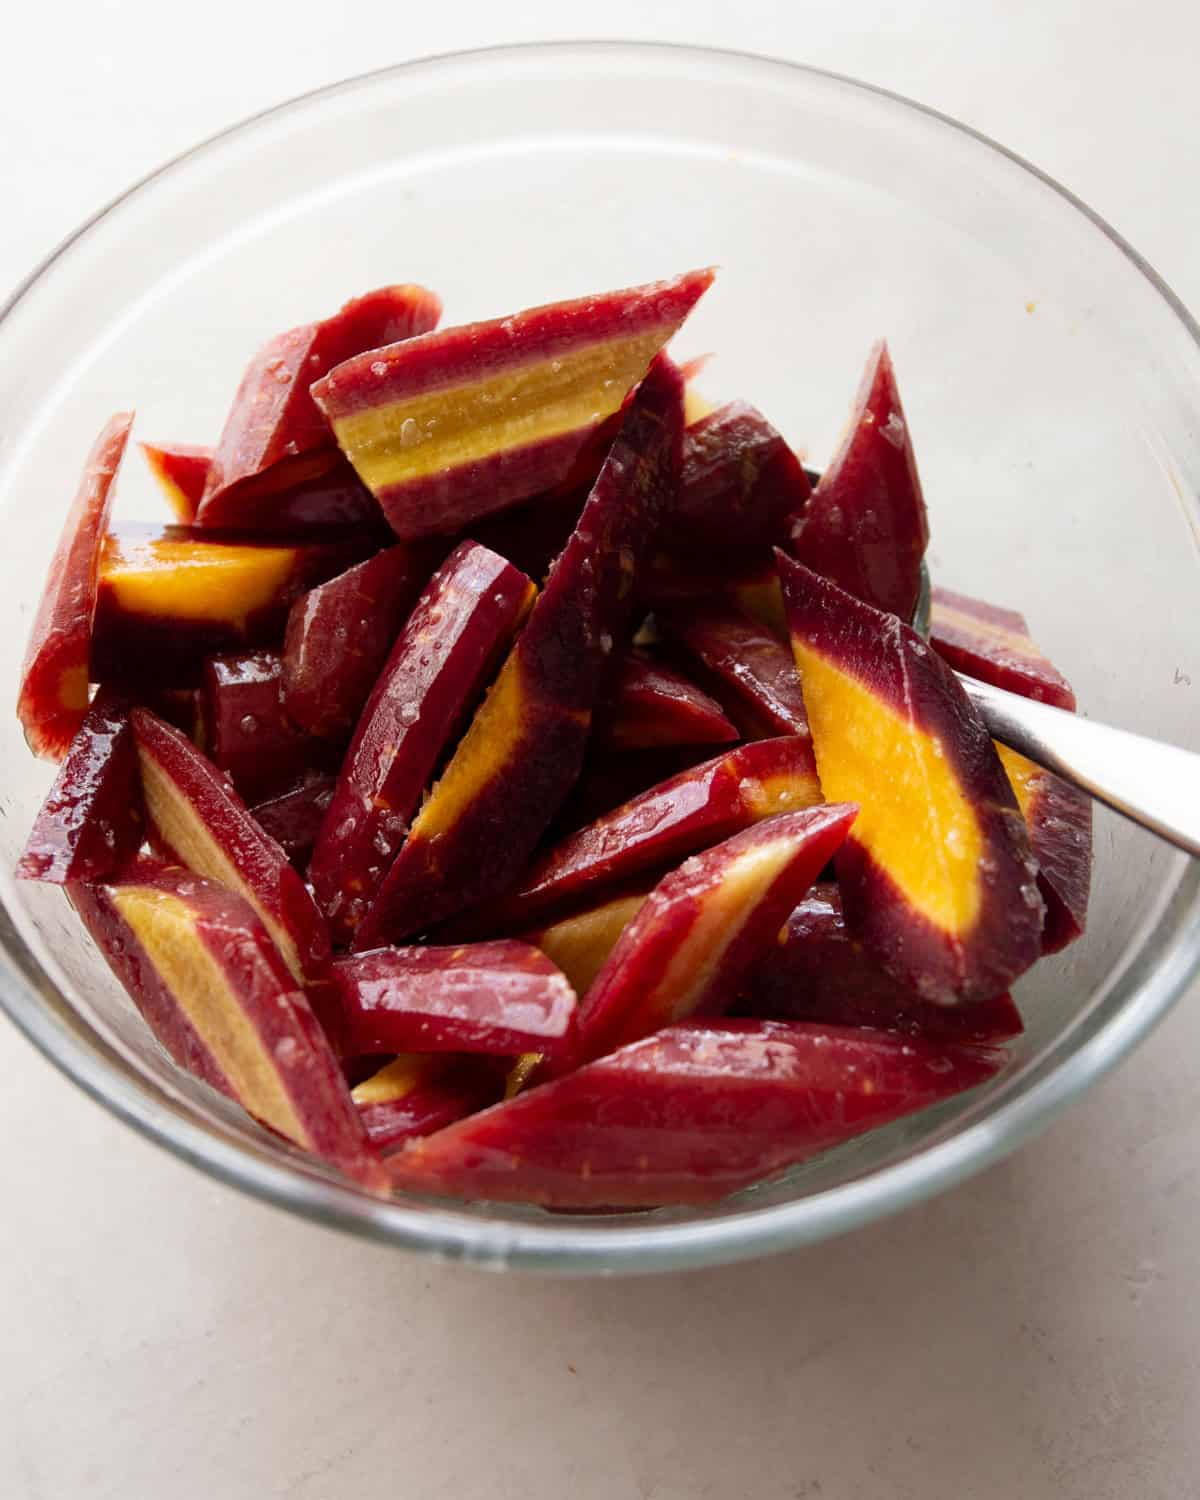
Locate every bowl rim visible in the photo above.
<box><xmin>2</xmin><ymin>39</ymin><xmax>1198</xmax><ymax>1274</ymax></box>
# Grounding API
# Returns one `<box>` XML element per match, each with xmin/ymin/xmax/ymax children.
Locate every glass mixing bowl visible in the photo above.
<box><xmin>1</xmin><ymin>43</ymin><xmax>1197</xmax><ymax>1274</ymax></box>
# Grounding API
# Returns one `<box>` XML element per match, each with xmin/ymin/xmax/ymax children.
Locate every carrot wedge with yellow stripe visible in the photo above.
<box><xmin>576</xmin><ymin>804</ymin><xmax>858</xmax><ymax>1061</ymax></box>
<box><xmin>312</xmin><ymin>270</ymin><xmax>711</xmax><ymax>539</ymax></box>
<box><xmin>91</xmin><ymin>523</ymin><xmax>369</xmax><ymax>687</ymax></box>
<box><xmin>308</xmin><ymin>541</ymin><xmax>535</xmax><ymax>946</ymax></box>
<box><xmin>198</xmin><ymin>283</ymin><xmax>442</xmax><ymax>524</ymax></box>
<box><xmin>71</xmin><ymin>861</ymin><xmax>381</xmax><ymax>1186</ymax></box>
<box><xmin>387</xmin><ymin>1019</ymin><xmax>1003</xmax><ymax>1209</ymax></box>
<box><xmin>930</xmin><ymin>586</ymin><xmax>1076</xmax><ymax>709</ymax></box>
<box><xmin>131</xmin><ymin>708</ymin><xmax>331</xmax><ymax>989</ymax></box>
<box><xmin>777</xmin><ymin>553</ymin><xmax>1044</xmax><ymax>1004</ymax></box>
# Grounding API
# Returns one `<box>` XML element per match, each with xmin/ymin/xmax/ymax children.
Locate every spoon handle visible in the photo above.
<box><xmin>959</xmin><ymin>675</ymin><xmax>1200</xmax><ymax>859</ymax></box>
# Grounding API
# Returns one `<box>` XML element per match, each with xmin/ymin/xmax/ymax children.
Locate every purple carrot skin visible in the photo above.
<box><xmin>598</xmin><ymin>650</ymin><xmax>738</xmax><ymax>751</ymax></box>
<box><xmin>739</xmin><ymin>885</ymin><xmax>1025</xmax><ymax>1044</ymax></box>
<box><xmin>790</xmin><ymin>341</ymin><xmax>929</xmax><ymax>622</ymax></box>
<box><xmin>313</xmin><ymin>271</ymin><xmax>711</xmax><ymax>539</ymax></box>
<box><xmin>778</xmin><ymin>554</ymin><xmax>1044</xmax><ymax>1004</ymax></box>
<box><xmin>308</xmin><ymin>542</ymin><xmax>535</xmax><ymax>946</ymax></box>
<box><xmin>140</xmin><ymin>441</ymin><xmax>214</xmax><ymax>525</ymax></box>
<box><xmin>17</xmin><ymin>691</ymin><xmax>144</xmax><ymax>884</ymax></box>
<box><xmin>19</xmin><ymin>412</ymin><xmax>134</xmax><ymax>760</ymax></box>
<box><xmin>131</xmin><ymin>708</ymin><xmax>331</xmax><ymax>987</ymax></box>
<box><xmin>250</xmin><ymin>775</ymin><xmax>335</xmax><ymax>868</ymax></box>
<box><xmin>281</xmin><ymin>544</ymin><xmax>440</xmax><ymax>739</ymax></box>
<box><xmin>198</xmin><ymin>284</ymin><xmax>442</xmax><ymax>521</ymax></box>
<box><xmin>70</xmin><ymin>863</ymin><xmax>234</xmax><ymax>1098</ymax></box>
<box><xmin>334</xmin><ymin>942</ymin><xmax>578</xmax><ymax>1059</ymax></box>
<box><xmin>930</xmin><ymin>586</ymin><xmax>1077</xmax><ymax>710</ymax></box>
<box><xmin>996</xmin><ymin>746</ymin><xmax>1092</xmax><ymax>955</ymax></box>
<box><xmin>472</xmin><ymin>736</ymin><xmax>824</xmax><ymax>936</ymax></box>
<box><xmin>658</xmin><ymin>601</ymin><xmax>810</xmax><ymax>738</ymax></box>
<box><xmin>576</xmin><ymin>805</ymin><xmax>858</xmax><ymax>1062</ymax></box>
<box><xmin>352</xmin><ymin>1055</ymin><xmax>500</xmax><ymax>1153</ymax></box>
<box><xmin>352</xmin><ymin>355</ymin><xmax>685</xmax><ymax>949</ymax></box>
<box><xmin>668</xmin><ymin>401</ymin><xmax>810</xmax><ymax>553</ymax></box>
<box><xmin>203</xmin><ymin>651</ymin><xmax>336</xmax><ymax>804</ymax></box>
<box><xmin>389</xmin><ymin>1018</ymin><xmax>1004</xmax><ymax>1209</ymax></box>
<box><xmin>91</xmin><ymin>523</ymin><xmax>372</xmax><ymax>688</ymax></box>
<box><xmin>69</xmin><ymin>861</ymin><xmax>383</xmax><ymax>1186</ymax></box>
<box><xmin>195</xmin><ymin>453</ymin><xmax>389</xmax><ymax>536</ymax></box>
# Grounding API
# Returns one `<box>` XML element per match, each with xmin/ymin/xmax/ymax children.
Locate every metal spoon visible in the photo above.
<box><xmin>908</xmin><ymin>565</ymin><xmax>1199</xmax><ymax>858</ymax></box>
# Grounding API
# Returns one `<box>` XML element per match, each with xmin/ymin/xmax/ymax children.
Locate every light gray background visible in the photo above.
<box><xmin>2</xmin><ymin>5</ymin><xmax>1197</xmax><ymax>1497</ymax></box>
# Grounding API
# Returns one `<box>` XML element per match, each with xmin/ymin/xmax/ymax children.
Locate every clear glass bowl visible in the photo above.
<box><xmin>1</xmin><ymin>43</ymin><xmax>1197</xmax><ymax>1274</ymax></box>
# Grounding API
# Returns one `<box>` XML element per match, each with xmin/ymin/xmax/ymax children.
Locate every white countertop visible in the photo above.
<box><xmin>2</xmin><ymin>5</ymin><xmax>1198</xmax><ymax>1496</ymax></box>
